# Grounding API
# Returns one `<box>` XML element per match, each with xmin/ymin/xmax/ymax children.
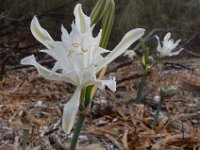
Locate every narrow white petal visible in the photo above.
<box><xmin>21</xmin><ymin>55</ymin><xmax>77</xmax><ymax>85</ymax></box>
<box><xmin>96</xmin><ymin>28</ymin><xmax>145</xmax><ymax>72</ymax></box>
<box><xmin>62</xmin><ymin>87</ymin><xmax>81</xmax><ymax>133</ymax></box>
<box><xmin>61</xmin><ymin>25</ymin><xmax>70</xmax><ymax>42</ymax></box>
<box><xmin>94</xmin><ymin>79</ymin><xmax>116</xmax><ymax>92</ymax></box>
<box><xmin>155</xmin><ymin>35</ymin><xmax>162</xmax><ymax>52</ymax></box>
<box><xmin>93</xmin><ymin>47</ymin><xmax>110</xmax><ymax>65</ymax></box>
<box><xmin>169</xmin><ymin>48</ymin><xmax>183</xmax><ymax>56</ymax></box>
<box><xmin>164</xmin><ymin>32</ymin><xmax>171</xmax><ymax>41</ymax></box>
<box><xmin>31</xmin><ymin>16</ymin><xmax>54</xmax><ymax>49</ymax></box>
<box><xmin>70</xmin><ymin>23</ymin><xmax>81</xmax><ymax>43</ymax></box>
<box><xmin>40</xmin><ymin>49</ymin><xmax>58</xmax><ymax>60</ymax></box>
<box><xmin>52</xmin><ymin>62</ymin><xmax>62</xmax><ymax>72</ymax></box>
<box><xmin>21</xmin><ymin>55</ymin><xmax>62</xmax><ymax>81</ymax></box>
<box><xmin>80</xmin><ymin>66</ymin><xmax>96</xmax><ymax>86</ymax></box>
<box><xmin>74</xmin><ymin>4</ymin><xmax>90</xmax><ymax>33</ymax></box>
<box><xmin>95</xmin><ymin>29</ymin><xmax>102</xmax><ymax>46</ymax></box>
<box><xmin>174</xmin><ymin>39</ymin><xmax>181</xmax><ymax>47</ymax></box>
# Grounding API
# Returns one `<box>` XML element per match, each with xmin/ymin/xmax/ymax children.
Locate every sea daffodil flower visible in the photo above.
<box><xmin>21</xmin><ymin>4</ymin><xmax>145</xmax><ymax>133</ymax></box>
<box><xmin>155</xmin><ymin>32</ymin><xmax>183</xmax><ymax>57</ymax></box>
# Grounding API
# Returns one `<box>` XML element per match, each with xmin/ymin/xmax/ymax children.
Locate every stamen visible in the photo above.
<box><xmin>67</xmin><ymin>49</ymin><xmax>72</xmax><ymax>57</ymax></box>
<box><xmin>81</xmin><ymin>47</ymin><xmax>88</xmax><ymax>52</ymax></box>
<box><xmin>72</xmin><ymin>42</ymin><xmax>80</xmax><ymax>47</ymax></box>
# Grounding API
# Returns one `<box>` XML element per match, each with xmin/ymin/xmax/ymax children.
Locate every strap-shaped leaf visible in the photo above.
<box><xmin>90</xmin><ymin>0</ymin><xmax>110</xmax><ymax>26</ymax></box>
<box><xmin>100</xmin><ymin>0</ymin><xmax>115</xmax><ymax>48</ymax></box>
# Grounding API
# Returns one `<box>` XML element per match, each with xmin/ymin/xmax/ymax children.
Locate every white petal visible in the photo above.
<box><xmin>21</xmin><ymin>55</ymin><xmax>62</xmax><ymax>81</ymax></box>
<box><xmin>52</xmin><ymin>62</ymin><xmax>62</xmax><ymax>72</ymax></box>
<box><xmin>40</xmin><ymin>49</ymin><xmax>58</xmax><ymax>60</ymax></box>
<box><xmin>164</xmin><ymin>32</ymin><xmax>171</xmax><ymax>41</ymax></box>
<box><xmin>62</xmin><ymin>87</ymin><xmax>81</xmax><ymax>133</ymax></box>
<box><xmin>80</xmin><ymin>66</ymin><xmax>96</xmax><ymax>86</ymax></box>
<box><xmin>93</xmin><ymin>47</ymin><xmax>110</xmax><ymax>65</ymax></box>
<box><xmin>155</xmin><ymin>35</ymin><xmax>162</xmax><ymax>52</ymax></box>
<box><xmin>61</xmin><ymin>25</ymin><xmax>70</xmax><ymax>42</ymax></box>
<box><xmin>96</xmin><ymin>28</ymin><xmax>145</xmax><ymax>72</ymax></box>
<box><xmin>21</xmin><ymin>55</ymin><xmax>77</xmax><ymax>85</ymax></box>
<box><xmin>31</xmin><ymin>16</ymin><xmax>54</xmax><ymax>49</ymax></box>
<box><xmin>174</xmin><ymin>39</ymin><xmax>181</xmax><ymax>47</ymax></box>
<box><xmin>94</xmin><ymin>79</ymin><xmax>116</xmax><ymax>92</ymax></box>
<box><xmin>74</xmin><ymin>4</ymin><xmax>90</xmax><ymax>33</ymax></box>
<box><xmin>95</xmin><ymin>29</ymin><xmax>102</xmax><ymax>46</ymax></box>
<box><xmin>70</xmin><ymin>23</ymin><xmax>81</xmax><ymax>44</ymax></box>
<box><xmin>40</xmin><ymin>44</ymin><xmax>70</xmax><ymax>71</ymax></box>
<box><xmin>169</xmin><ymin>48</ymin><xmax>183</xmax><ymax>56</ymax></box>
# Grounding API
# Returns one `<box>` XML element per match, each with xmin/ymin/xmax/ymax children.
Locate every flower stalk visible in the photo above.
<box><xmin>135</xmin><ymin>73</ymin><xmax>147</xmax><ymax>104</ymax></box>
<box><xmin>22</xmin><ymin>129</ymin><xmax>29</xmax><ymax>150</ymax></box>
<box><xmin>69</xmin><ymin>114</ymin><xmax>86</xmax><ymax>150</ymax></box>
<box><xmin>135</xmin><ymin>39</ymin><xmax>149</xmax><ymax>104</ymax></box>
<box><xmin>152</xmin><ymin>87</ymin><xmax>177</xmax><ymax>129</ymax></box>
<box><xmin>152</xmin><ymin>99</ymin><xmax>163</xmax><ymax>129</ymax></box>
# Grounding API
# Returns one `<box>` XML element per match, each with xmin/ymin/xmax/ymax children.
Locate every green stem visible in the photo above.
<box><xmin>152</xmin><ymin>100</ymin><xmax>163</xmax><ymax>129</ymax></box>
<box><xmin>69</xmin><ymin>114</ymin><xmax>86</xmax><ymax>150</ymax></box>
<box><xmin>79</xmin><ymin>88</ymin><xmax>86</xmax><ymax>110</ymax></box>
<box><xmin>135</xmin><ymin>73</ymin><xmax>147</xmax><ymax>104</ymax></box>
<box><xmin>22</xmin><ymin>129</ymin><xmax>29</xmax><ymax>150</ymax></box>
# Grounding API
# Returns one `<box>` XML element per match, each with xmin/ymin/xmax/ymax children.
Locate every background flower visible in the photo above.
<box><xmin>155</xmin><ymin>32</ymin><xmax>183</xmax><ymax>57</ymax></box>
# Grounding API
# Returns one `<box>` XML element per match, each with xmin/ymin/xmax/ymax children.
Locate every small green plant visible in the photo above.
<box><xmin>152</xmin><ymin>87</ymin><xmax>177</xmax><ymax>129</ymax></box>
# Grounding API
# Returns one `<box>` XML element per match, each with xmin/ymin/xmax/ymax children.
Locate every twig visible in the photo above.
<box><xmin>184</xmin><ymin>48</ymin><xmax>200</xmax><ymax>57</ymax></box>
<box><xmin>152</xmin><ymin>100</ymin><xmax>163</xmax><ymax>129</ymax></box>
<box><xmin>104</xmin><ymin>134</ymin><xmax>124</xmax><ymax>150</ymax></box>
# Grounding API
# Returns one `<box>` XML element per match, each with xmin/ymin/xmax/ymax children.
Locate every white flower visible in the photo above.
<box><xmin>21</xmin><ymin>4</ymin><xmax>145</xmax><ymax>133</ymax></box>
<box><xmin>155</xmin><ymin>32</ymin><xmax>183</xmax><ymax>57</ymax></box>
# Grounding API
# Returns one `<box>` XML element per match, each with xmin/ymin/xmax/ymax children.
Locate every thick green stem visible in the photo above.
<box><xmin>152</xmin><ymin>100</ymin><xmax>163</xmax><ymax>129</ymax></box>
<box><xmin>135</xmin><ymin>74</ymin><xmax>147</xmax><ymax>104</ymax></box>
<box><xmin>69</xmin><ymin>114</ymin><xmax>86</xmax><ymax>150</ymax></box>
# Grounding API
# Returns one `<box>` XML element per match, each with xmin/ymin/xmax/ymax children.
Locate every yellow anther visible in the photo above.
<box><xmin>81</xmin><ymin>47</ymin><xmax>88</xmax><ymax>52</ymax></box>
<box><xmin>67</xmin><ymin>49</ymin><xmax>72</xmax><ymax>57</ymax></box>
<box><xmin>72</xmin><ymin>42</ymin><xmax>80</xmax><ymax>47</ymax></box>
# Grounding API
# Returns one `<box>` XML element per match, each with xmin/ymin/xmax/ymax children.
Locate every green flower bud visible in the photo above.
<box><xmin>165</xmin><ymin>87</ymin><xmax>177</xmax><ymax>97</ymax></box>
<box><xmin>147</xmin><ymin>56</ymin><xmax>154</xmax><ymax>65</ymax></box>
<box><xmin>160</xmin><ymin>88</ymin><xmax>167</xmax><ymax>97</ymax></box>
<box><xmin>160</xmin><ymin>87</ymin><xmax>177</xmax><ymax>98</ymax></box>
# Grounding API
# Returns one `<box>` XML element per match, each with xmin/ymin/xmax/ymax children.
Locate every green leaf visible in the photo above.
<box><xmin>100</xmin><ymin>0</ymin><xmax>115</xmax><ymax>48</ymax></box>
<box><xmin>160</xmin><ymin>87</ymin><xmax>177</xmax><ymax>98</ymax></box>
<box><xmin>139</xmin><ymin>39</ymin><xmax>149</xmax><ymax>68</ymax></box>
<box><xmin>90</xmin><ymin>0</ymin><xmax>110</xmax><ymax>26</ymax></box>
